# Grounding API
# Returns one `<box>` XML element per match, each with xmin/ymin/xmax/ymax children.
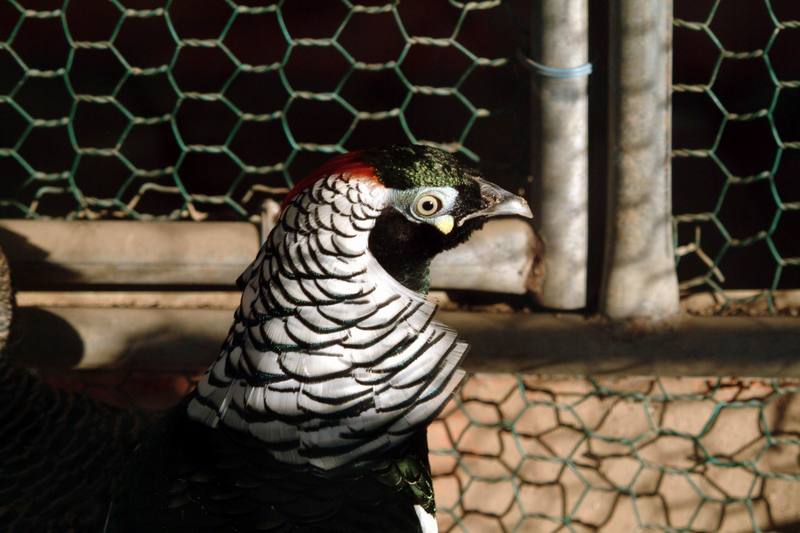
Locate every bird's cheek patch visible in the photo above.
<box><xmin>433</xmin><ymin>215</ymin><xmax>455</xmax><ymax>235</ymax></box>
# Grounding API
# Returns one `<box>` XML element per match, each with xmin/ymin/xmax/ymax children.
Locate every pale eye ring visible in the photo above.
<box><xmin>413</xmin><ymin>194</ymin><xmax>444</xmax><ymax>217</ymax></box>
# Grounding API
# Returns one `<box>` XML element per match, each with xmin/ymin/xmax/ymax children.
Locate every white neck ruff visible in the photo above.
<box><xmin>188</xmin><ymin>173</ymin><xmax>468</xmax><ymax>470</ymax></box>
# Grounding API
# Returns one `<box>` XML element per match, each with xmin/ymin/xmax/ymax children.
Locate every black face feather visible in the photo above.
<box><xmin>369</xmin><ymin>181</ymin><xmax>488</xmax><ymax>294</ymax></box>
<box><xmin>362</xmin><ymin>146</ymin><xmax>524</xmax><ymax>294</ymax></box>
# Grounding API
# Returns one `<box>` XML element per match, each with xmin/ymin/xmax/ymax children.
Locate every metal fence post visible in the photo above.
<box><xmin>530</xmin><ymin>0</ymin><xmax>590</xmax><ymax>310</ymax></box>
<box><xmin>601</xmin><ymin>0</ymin><xmax>680</xmax><ymax>320</ymax></box>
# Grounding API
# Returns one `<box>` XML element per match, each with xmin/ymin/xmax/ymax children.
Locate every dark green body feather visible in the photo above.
<box><xmin>0</xmin><ymin>361</ymin><xmax>146</xmax><ymax>532</ymax></box>
<box><xmin>109</xmin><ymin>401</ymin><xmax>435</xmax><ymax>532</ymax></box>
<box><xmin>0</xmin><ymin>246</ymin><xmax>146</xmax><ymax>532</ymax></box>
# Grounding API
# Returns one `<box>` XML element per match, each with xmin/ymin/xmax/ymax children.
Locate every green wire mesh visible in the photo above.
<box><xmin>0</xmin><ymin>0</ymin><xmax>527</xmax><ymax>220</ymax></box>
<box><xmin>429</xmin><ymin>374</ymin><xmax>800</xmax><ymax>532</ymax></box>
<box><xmin>672</xmin><ymin>0</ymin><xmax>800</xmax><ymax>308</ymax></box>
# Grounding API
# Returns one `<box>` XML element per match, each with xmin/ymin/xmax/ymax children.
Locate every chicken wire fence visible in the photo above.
<box><xmin>0</xmin><ymin>0</ymin><xmax>527</xmax><ymax>220</ymax></box>
<box><xmin>672</xmin><ymin>0</ymin><xmax>800</xmax><ymax>309</ymax></box>
<box><xmin>1</xmin><ymin>0</ymin><xmax>798</xmax><ymax>299</ymax></box>
<box><xmin>3</xmin><ymin>0</ymin><xmax>800</xmax><ymax>532</ymax></box>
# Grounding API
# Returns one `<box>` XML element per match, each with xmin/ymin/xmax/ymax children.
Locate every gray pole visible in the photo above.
<box><xmin>530</xmin><ymin>0</ymin><xmax>589</xmax><ymax>310</ymax></box>
<box><xmin>601</xmin><ymin>0</ymin><xmax>680</xmax><ymax>320</ymax></box>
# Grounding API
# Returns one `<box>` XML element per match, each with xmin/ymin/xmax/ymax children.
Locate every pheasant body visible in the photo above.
<box><xmin>0</xmin><ymin>146</ymin><xmax>532</xmax><ymax>533</ymax></box>
<box><xmin>187</xmin><ymin>173</ymin><xmax>469</xmax><ymax>471</ymax></box>
<box><xmin>0</xmin><ymin>363</ymin><xmax>145</xmax><ymax>532</ymax></box>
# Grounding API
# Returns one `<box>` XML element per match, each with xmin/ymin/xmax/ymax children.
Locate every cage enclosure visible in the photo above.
<box><xmin>1</xmin><ymin>1</ymin><xmax>800</xmax><ymax>531</ymax></box>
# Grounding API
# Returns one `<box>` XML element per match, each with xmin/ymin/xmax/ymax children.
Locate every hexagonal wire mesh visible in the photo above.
<box><xmin>3</xmin><ymin>0</ymin><xmax>800</xmax><ymax>532</ymax></box>
<box><xmin>672</xmin><ymin>0</ymin><xmax>800</xmax><ymax>311</ymax></box>
<box><xmin>0</xmin><ymin>0</ymin><xmax>528</xmax><ymax>220</ymax></box>
<box><xmin>429</xmin><ymin>374</ymin><xmax>800</xmax><ymax>532</ymax></box>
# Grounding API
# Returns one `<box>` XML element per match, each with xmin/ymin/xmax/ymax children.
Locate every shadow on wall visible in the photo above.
<box><xmin>10</xmin><ymin>306</ymin><xmax>228</xmax><ymax>372</ymax></box>
<box><xmin>0</xmin><ymin>225</ymin><xmax>79</xmax><ymax>288</ymax></box>
<box><xmin>10</xmin><ymin>307</ymin><xmax>84</xmax><ymax>368</ymax></box>
<box><xmin>0</xmin><ymin>227</ymin><xmax>85</xmax><ymax>361</ymax></box>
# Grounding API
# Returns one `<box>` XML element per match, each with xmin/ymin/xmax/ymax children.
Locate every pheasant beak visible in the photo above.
<box><xmin>457</xmin><ymin>177</ymin><xmax>533</xmax><ymax>227</ymax></box>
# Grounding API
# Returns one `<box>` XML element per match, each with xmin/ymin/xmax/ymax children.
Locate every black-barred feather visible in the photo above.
<box><xmin>0</xmin><ymin>362</ymin><xmax>147</xmax><ymax>532</ymax></box>
<box><xmin>187</xmin><ymin>173</ymin><xmax>468</xmax><ymax>471</ymax></box>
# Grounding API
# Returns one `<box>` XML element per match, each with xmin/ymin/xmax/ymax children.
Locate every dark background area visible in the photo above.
<box><xmin>0</xmin><ymin>0</ymin><xmax>798</xmax><ymax>293</ymax></box>
<box><xmin>671</xmin><ymin>0</ymin><xmax>800</xmax><ymax>291</ymax></box>
<box><xmin>0</xmin><ymin>0</ymin><xmax>529</xmax><ymax>219</ymax></box>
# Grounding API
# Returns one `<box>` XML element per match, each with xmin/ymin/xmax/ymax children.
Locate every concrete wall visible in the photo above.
<box><xmin>431</xmin><ymin>374</ymin><xmax>800</xmax><ymax>532</ymax></box>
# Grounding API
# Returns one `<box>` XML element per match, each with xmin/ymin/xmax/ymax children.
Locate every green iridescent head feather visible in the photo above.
<box><xmin>362</xmin><ymin>145</ymin><xmax>477</xmax><ymax>189</ymax></box>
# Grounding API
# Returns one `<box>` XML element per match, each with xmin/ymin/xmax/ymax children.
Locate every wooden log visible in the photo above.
<box><xmin>12</xmin><ymin>306</ymin><xmax>800</xmax><ymax>377</ymax></box>
<box><xmin>681</xmin><ymin>290</ymin><xmax>800</xmax><ymax>316</ymax></box>
<box><xmin>0</xmin><ymin>219</ymin><xmax>538</xmax><ymax>294</ymax></box>
<box><xmin>0</xmin><ymin>220</ymin><xmax>259</xmax><ymax>287</ymax></box>
<box><xmin>13</xmin><ymin>306</ymin><xmax>229</xmax><ymax>370</ymax></box>
<box><xmin>15</xmin><ymin>291</ymin><xmax>241</xmax><ymax>309</ymax></box>
<box><xmin>429</xmin><ymin>219</ymin><xmax>538</xmax><ymax>294</ymax></box>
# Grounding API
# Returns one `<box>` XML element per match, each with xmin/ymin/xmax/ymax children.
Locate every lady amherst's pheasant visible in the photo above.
<box><xmin>0</xmin><ymin>145</ymin><xmax>531</xmax><ymax>533</ymax></box>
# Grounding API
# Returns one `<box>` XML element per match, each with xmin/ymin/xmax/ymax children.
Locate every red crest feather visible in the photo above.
<box><xmin>281</xmin><ymin>151</ymin><xmax>377</xmax><ymax>209</ymax></box>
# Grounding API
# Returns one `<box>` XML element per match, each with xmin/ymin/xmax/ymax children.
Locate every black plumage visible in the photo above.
<box><xmin>0</xmin><ymin>362</ymin><xmax>146</xmax><ymax>532</ymax></box>
<box><xmin>0</xmin><ymin>249</ymin><xmax>145</xmax><ymax>532</ymax></box>
<box><xmin>108</xmin><ymin>405</ymin><xmax>434</xmax><ymax>532</ymax></box>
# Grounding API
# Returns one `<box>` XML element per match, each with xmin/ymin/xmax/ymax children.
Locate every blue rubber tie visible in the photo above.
<box><xmin>517</xmin><ymin>49</ymin><xmax>593</xmax><ymax>79</ymax></box>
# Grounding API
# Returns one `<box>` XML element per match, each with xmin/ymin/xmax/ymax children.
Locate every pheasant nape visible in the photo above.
<box><xmin>108</xmin><ymin>145</ymin><xmax>532</xmax><ymax>532</ymax></box>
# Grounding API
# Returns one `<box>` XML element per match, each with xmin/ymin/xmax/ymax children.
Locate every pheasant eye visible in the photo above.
<box><xmin>414</xmin><ymin>194</ymin><xmax>443</xmax><ymax>217</ymax></box>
